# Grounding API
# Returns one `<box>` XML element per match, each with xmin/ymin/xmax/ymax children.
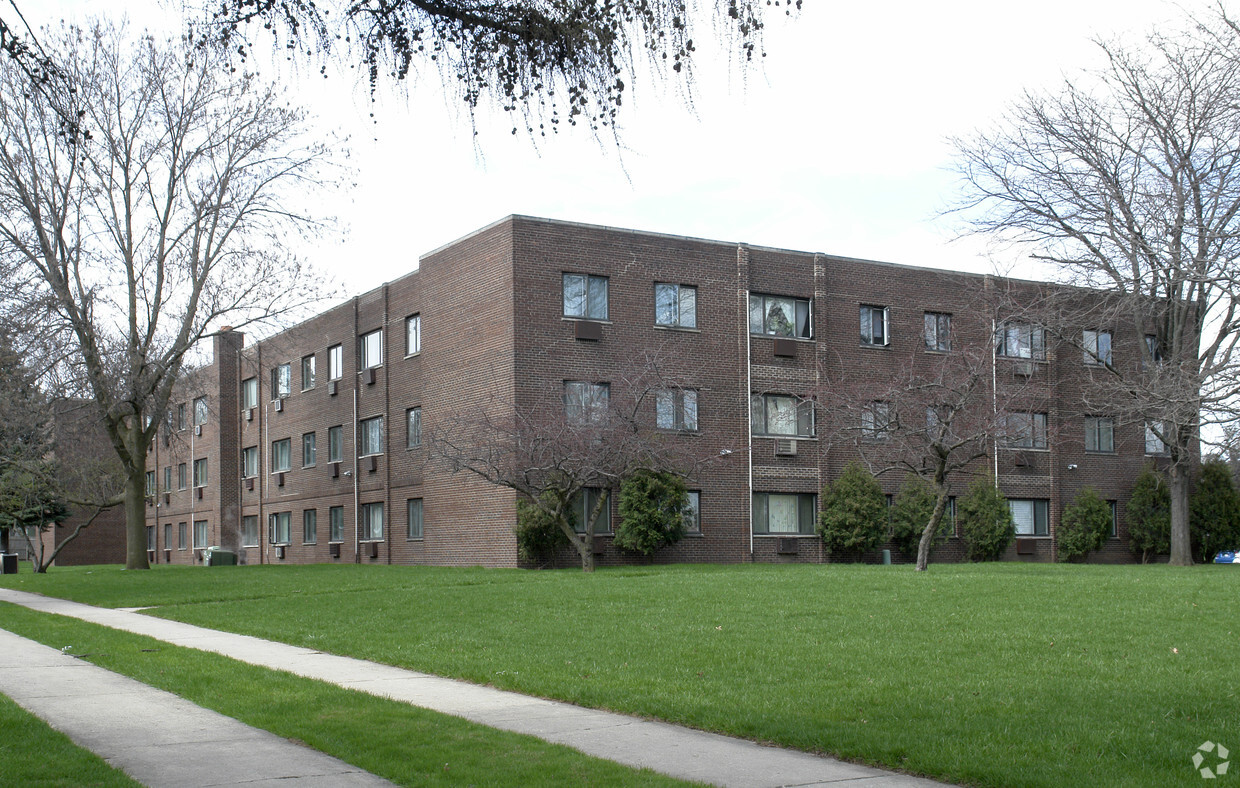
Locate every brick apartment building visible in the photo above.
<box><xmin>142</xmin><ymin>215</ymin><xmax>1174</xmax><ymax>567</ymax></box>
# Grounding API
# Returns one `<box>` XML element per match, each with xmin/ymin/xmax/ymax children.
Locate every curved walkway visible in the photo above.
<box><xmin>0</xmin><ymin>588</ymin><xmax>950</xmax><ymax>787</ymax></box>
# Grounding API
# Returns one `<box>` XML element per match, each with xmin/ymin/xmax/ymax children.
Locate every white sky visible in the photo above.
<box><xmin>35</xmin><ymin>0</ymin><xmax>1201</xmax><ymax>297</ymax></box>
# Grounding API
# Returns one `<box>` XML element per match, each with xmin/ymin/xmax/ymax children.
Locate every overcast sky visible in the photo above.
<box><xmin>38</xmin><ymin>0</ymin><xmax>1200</xmax><ymax>297</ymax></box>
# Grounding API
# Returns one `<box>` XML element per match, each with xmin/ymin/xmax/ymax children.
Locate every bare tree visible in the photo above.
<box><xmin>951</xmin><ymin>11</ymin><xmax>1240</xmax><ymax>565</ymax></box>
<box><xmin>0</xmin><ymin>22</ymin><xmax>340</xmax><ymax>570</ymax></box>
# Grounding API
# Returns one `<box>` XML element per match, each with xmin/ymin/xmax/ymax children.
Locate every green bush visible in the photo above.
<box><xmin>1056</xmin><ymin>487</ymin><xmax>1111</xmax><ymax>562</ymax></box>
<box><xmin>514</xmin><ymin>493</ymin><xmax>569</xmax><ymax>565</ymax></box>
<box><xmin>819</xmin><ymin>462</ymin><xmax>887</xmax><ymax>559</ymax></box>
<box><xmin>614</xmin><ymin>470</ymin><xmax>689</xmax><ymax>556</ymax></box>
<box><xmin>889</xmin><ymin>474</ymin><xmax>947</xmax><ymax>560</ymax></box>
<box><xmin>957</xmin><ymin>474</ymin><xmax>1013</xmax><ymax>561</ymax></box>
<box><xmin>1190</xmin><ymin>459</ymin><xmax>1240</xmax><ymax>563</ymax></box>
<box><xmin>1127</xmin><ymin>465</ymin><xmax>1170</xmax><ymax>563</ymax></box>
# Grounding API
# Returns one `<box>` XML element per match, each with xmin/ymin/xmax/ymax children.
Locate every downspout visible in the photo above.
<box><xmin>353</xmin><ymin>385</ymin><xmax>361</xmax><ymax>563</ymax></box>
<box><xmin>262</xmin><ymin>397</ymin><xmax>270</xmax><ymax>565</ymax></box>
<box><xmin>383</xmin><ymin>284</ymin><xmax>392</xmax><ymax>564</ymax></box>
<box><xmin>189</xmin><ymin>413</ymin><xmax>196</xmax><ymax>562</ymax></box>
<box><xmin>256</xmin><ymin>343</ymin><xmax>264</xmax><ymax>565</ymax></box>
<box><xmin>747</xmin><ymin>304</ymin><xmax>754</xmax><ymax>561</ymax></box>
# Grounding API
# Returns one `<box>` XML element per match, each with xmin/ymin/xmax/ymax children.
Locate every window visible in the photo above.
<box><xmin>1109</xmin><ymin>500</ymin><xmax>1119</xmax><ymax>538</ymax></box>
<box><xmin>655</xmin><ymin>389</ymin><xmax>698</xmax><ymax>431</ymax></box>
<box><xmin>329</xmin><ymin>344</ymin><xmax>343</xmax><ymax>380</ymax></box>
<box><xmin>924</xmin><ymin>312</ymin><xmax>951</xmax><ymax>352</ymax></box>
<box><xmin>329</xmin><ymin>506</ymin><xmax>344</xmax><ymax>542</ymax></box>
<box><xmin>328</xmin><ymin>425</ymin><xmax>343</xmax><ymax>463</ymax></box>
<box><xmin>570</xmin><ymin>489</ymin><xmax>611</xmax><ymax>534</ymax></box>
<box><xmin>565</xmin><ymin>381</ymin><xmax>609</xmax><ymax>425</ymax></box>
<box><xmin>193</xmin><ymin>396</ymin><xmax>208</xmax><ymax>425</ymax></box>
<box><xmin>146</xmin><ymin>525</ymin><xmax>155</xmax><ymax>551</ymax></box>
<box><xmin>192</xmin><ymin>520</ymin><xmax>208</xmax><ymax>548</ymax></box>
<box><xmin>163</xmin><ymin>466</ymin><xmax>171</xmax><ymax>492</ymax></box>
<box><xmin>359</xmin><ymin>329</ymin><xmax>383</xmax><ymax>369</ymax></box>
<box><xmin>360</xmin><ymin>416</ymin><xmax>384</xmax><ymax>455</ymax></box>
<box><xmin>1083</xmin><ymin>330</ymin><xmax>1112</xmax><ymax>366</ymax></box>
<box><xmin>407</xmin><ymin>498</ymin><xmax>423</xmax><ymax>540</ymax></box>
<box><xmin>193</xmin><ymin>458</ymin><xmax>208</xmax><ymax>487</ymax></box>
<box><xmin>752</xmin><ymin>493</ymin><xmax>816</xmax><ymax>534</ymax></box>
<box><xmin>750</xmin><ymin>394</ymin><xmax>814</xmax><ymax>437</ymax></box>
<box><xmin>177</xmin><ymin>463</ymin><xmax>187</xmax><ymax>490</ymax></box>
<box><xmin>301</xmin><ymin>354</ymin><xmax>316</xmax><ymax>390</ymax></box>
<box><xmin>406</xmin><ymin>314</ymin><xmax>421</xmax><ymax>355</ymax></box>
<box><xmin>860</xmin><ymin>305</ymin><xmax>889</xmax><ymax>346</ymax></box>
<box><xmin>177</xmin><ymin>403</ymin><xmax>186</xmax><ymax>430</ymax></box>
<box><xmin>1085</xmin><ymin>416</ymin><xmax>1115</xmax><ymax>453</ymax></box>
<box><xmin>996</xmin><ymin>322</ymin><xmax>1046</xmax><ymax>360</ymax></box>
<box><xmin>1143</xmin><ymin>334</ymin><xmax>1163</xmax><ymax>367</ymax></box>
<box><xmin>683</xmin><ymin>491</ymin><xmax>701</xmax><ymax>534</ymax></box>
<box><xmin>241</xmin><ymin>515</ymin><xmax>258</xmax><ymax>547</ymax></box>
<box><xmin>1009</xmin><ymin>499</ymin><xmax>1049</xmax><ymax>536</ymax></box>
<box><xmin>1003</xmin><ymin>412</ymin><xmax>1048</xmax><ymax>449</ymax></box>
<box><xmin>563</xmin><ymin>273</ymin><xmax>609</xmax><ymax>320</ymax></box>
<box><xmin>361</xmin><ymin>502</ymin><xmax>384</xmax><ymax>541</ymax></box>
<box><xmin>241</xmin><ymin>378</ymin><xmax>258</xmax><ymax>410</ymax></box>
<box><xmin>862</xmin><ymin>401</ymin><xmax>894</xmax><ymax>440</ymax></box>
<box><xmin>302</xmin><ymin>432</ymin><xmax>316</xmax><ymax>467</ymax></box>
<box><xmin>271</xmin><ymin>363</ymin><xmax>291</xmax><ymax>399</ymax></box>
<box><xmin>655</xmin><ymin>283</ymin><xmax>696</xmax><ymax>328</ymax></box>
<box><xmin>268</xmin><ymin>511</ymin><xmax>291</xmax><ymax>545</ymax></box>
<box><xmin>748</xmin><ymin>293</ymin><xmax>812</xmax><ymax>338</ymax></box>
<box><xmin>241</xmin><ymin>446</ymin><xmax>258</xmax><ymax>478</ymax></box>
<box><xmin>1145</xmin><ymin>422</ymin><xmax>1168</xmax><ymax>455</ymax></box>
<box><xmin>303</xmin><ymin>509</ymin><xmax>317</xmax><ymax>544</ymax></box>
<box><xmin>178</xmin><ymin>522</ymin><xmax>187</xmax><ymax>550</ymax></box>
<box><xmin>406</xmin><ymin>407</ymin><xmax>422</xmax><ymax>448</ymax></box>
<box><xmin>164</xmin><ymin>523</ymin><xmax>171</xmax><ymax>550</ymax></box>
<box><xmin>271</xmin><ymin>438</ymin><xmax>291</xmax><ymax>472</ymax></box>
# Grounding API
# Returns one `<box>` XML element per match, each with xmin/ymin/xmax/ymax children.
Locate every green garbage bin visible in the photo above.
<box><xmin>205</xmin><ymin>547</ymin><xmax>236</xmax><ymax>566</ymax></box>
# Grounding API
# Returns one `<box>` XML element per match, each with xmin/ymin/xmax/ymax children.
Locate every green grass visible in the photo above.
<box><xmin>0</xmin><ymin>603</ymin><xmax>697</xmax><ymax>787</ymax></box>
<box><xmin>0</xmin><ymin>691</ymin><xmax>142</xmax><ymax>787</ymax></box>
<box><xmin>4</xmin><ymin>562</ymin><xmax>1239</xmax><ymax>786</ymax></box>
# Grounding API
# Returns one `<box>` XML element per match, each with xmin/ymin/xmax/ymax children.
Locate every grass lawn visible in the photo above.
<box><xmin>0</xmin><ymin>690</ymin><xmax>142</xmax><ymax>787</ymax></box>
<box><xmin>3</xmin><ymin>562</ymin><xmax>1238</xmax><ymax>787</ymax></box>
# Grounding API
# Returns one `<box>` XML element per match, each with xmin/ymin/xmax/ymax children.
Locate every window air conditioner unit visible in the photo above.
<box><xmin>368</xmin><ymin>541</ymin><xmax>379</xmax><ymax>559</ymax></box>
<box><xmin>368</xmin><ymin>455</ymin><xmax>378</xmax><ymax>473</ymax></box>
<box><xmin>330</xmin><ymin>462</ymin><xmax>340</xmax><ymax>478</ymax></box>
<box><xmin>196</xmin><ymin>487</ymin><xmax>203</xmax><ymax>500</ymax></box>
<box><xmin>777</xmin><ymin>537</ymin><xmax>799</xmax><ymax>555</ymax></box>
<box><xmin>328</xmin><ymin>380</ymin><xmax>337</xmax><ymax>396</ymax></box>
<box><xmin>273</xmin><ymin>398</ymin><xmax>283</xmax><ymax>412</ymax></box>
<box><xmin>365</xmin><ymin>367</ymin><xmax>376</xmax><ymax>385</ymax></box>
<box><xmin>245</xmin><ymin>408</ymin><xmax>253</xmax><ymax>421</ymax></box>
<box><xmin>245</xmin><ymin>477</ymin><xmax>254</xmax><ymax>491</ymax></box>
<box><xmin>276</xmin><ymin>472</ymin><xmax>285</xmax><ymax>487</ymax></box>
<box><xmin>1013</xmin><ymin>452</ymin><xmax>1029</xmax><ymax>467</ymax></box>
<box><xmin>329</xmin><ymin>542</ymin><xmax>341</xmax><ymax>558</ymax></box>
<box><xmin>275</xmin><ymin>545</ymin><xmax>285</xmax><ymax>559</ymax></box>
<box><xmin>574</xmin><ymin>320</ymin><xmax>602</xmax><ymax>341</ymax></box>
<box><xmin>1016</xmin><ymin>538</ymin><xmax>1036</xmax><ymax>555</ymax></box>
<box><xmin>195</xmin><ymin>425</ymin><xmax>202</xmax><ymax>436</ymax></box>
<box><xmin>1013</xmin><ymin>361</ymin><xmax>1034</xmax><ymax>378</ymax></box>
<box><xmin>774</xmin><ymin>439</ymin><xmax>798</xmax><ymax>456</ymax></box>
<box><xmin>772</xmin><ymin>337</ymin><xmax>797</xmax><ymax>358</ymax></box>
<box><xmin>163</xmin><ymin>493</ymin><xmax>170</xmax><ymax>505</ymax></box>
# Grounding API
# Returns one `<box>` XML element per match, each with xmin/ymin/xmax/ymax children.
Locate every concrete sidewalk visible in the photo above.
<box><xmin>0</xmin><ymin>587</ymin><xmax>949</xmax><ymax>787</ymax></box>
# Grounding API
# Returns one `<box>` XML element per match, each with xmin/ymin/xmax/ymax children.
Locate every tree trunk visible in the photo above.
<box><xmin>124</xmin><ymin>467</ymin><xmax>150</xmax><ymax>570</ymax></box>
<box><xmin>1167</xmin><ymin>462</ymin><xmax>1192</xmax><ymax>566</ymax></box>
<box><xmin>916</xmin><ymin>487</ymin><xmax>951</xmax><ymax>572</ymax></box>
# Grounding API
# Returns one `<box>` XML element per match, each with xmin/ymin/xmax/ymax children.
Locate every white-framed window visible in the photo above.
<box><xmin>924</xmin><ymin>312</ymin><xmax>951</xmax><ymax>352</ymax></box>
<box><xmin>301</xmin><ymin>354</ymin><xmax>316</xmax><ymax>390</ymax></box>
<box><xmin>1145</xmin><ymin>422</ymin><xmax>1168</xmax><ymax>455</ymax></box>
<box><xmin>302</xmin><ymin>432</ymin><xmax>316</xmax><ymax>467</ymax></box>
<box><xmin>241</xmin><ymin>446</ymin><xmax>258</xmax><ymax>478</ymax></box>
<box><xmin>1083</xmin><ymin>329</ymin><xmax>1112</xmax><ymax>366</ymax></box>
<box><xmin>164</xmin><ymin>522</ymin><xmax>172</xmax><ymax>550</ymax></box>
<box><xmin>563</xmin><ymin>273</ymin><xmax>609</xmax><ymax>320</ymax></box>
<box><xmin>360</xmin><ymin>416</ymin><xmax>384</xmax><ymax>456</ymax></box>
<box><xmin>750</xmin><ymin>394</ymin><xmax>814</xmax><ymax>437</ymax></box>
<box><xmin>1109</xmin><ymin>500</ymin><xmax>1119</xmax><ymax>538</ymax></box>
<box><xmin>241</xmin><ymin>515</ymin><xmax>259</xmax><ymax>547</ymax></box>
<box><xmin>1143</xmin><ymin>334</ymin><xmax>1163</xmax><ymax>367</ymax></box>
<box><xmin>271</xmin><ymin>438</ymin><xmax>291</xmax><ymax>472</ymax></box>
<box><xmin>177</xmin><ymin>463</ymin><xmax>187</xmax><ymax>490</ymax></box>
<box><xmin>146</xmin><ymin>524</ymin><xmax>156</xmax><ymax>551</ymax></box>
<box><xmin>565</xmin><ymin>381</ymin><xmax>609</xmax><ymax>425</ymax></box>
<box><xmin>271</xmin><ymin>363</ymin><xmax>291</xmax><ymax>399</ymax></box>
<box><xmin>192</xmin><ymin>520</ymin><xmax>208</xmax><ymax>549</ymax></box>
<box><xmin>329</xmin><ymin>506</ymin><xmax>344</xmax><ymax>543</ymax></box>
<box><xmin>683</xmin><ymin>491</ymin><xmax>701</xmax><ymax>534</ymax></box>
<box><xmin>1003</xmin><ymin>412</ymin><xmax>1048</xmax><ymax>449</ymax></box>
<box><xmin>862</xmin><ymin>401</ymin><xmax>894</xmax><ymax>440</ymax></box>
<box><xmin>177</xmin><ymin>402</ymin><xmax>187</xmax><ymax>430</ymax></box>
<box><xmin>571</xmin><ymin>488</ymin><xmax>611</xmax><ymax>534</ymax></box>
<box><xmin>145</xmin><ymin>471</ymin><xmax>156</xmax><ymax>497</ymax></box>
<box><xmin>268</xmin><ymin>511</ymin><xmax>291</xmax><ymax>545</ymax></box>
<box><xmin>860</xmin><ymin>304</ymin><xmax>889</xmax><ymax>346</ymax></box>
<box><xmin>1085</xmin><ymin>416</ymin><xmax>1115</xmax><ymax>453</ymax></box>
<box><xmin>193</xmin><ymin>458</ymin><xmax>208</xmax><ymax>487</ymax></box>
<box><xmin>1009</xmin><ymin>498</ymin><xmax>1049</xmax><ymax>536</ymax></box>
<box><xmin>752</xmin><ymin>492</ymin><xmax>816</xmax><ymax>534</ymax></box>
<box><xmin>406</xmin><ymin>314</ymin><xmax>421</xmax><ymax>355</ymax></box>
<box><xmin>406</xmin><ymin>407</ymin><xmax>422</xmax><ymax>448</ymax></box>
<box><xmin>178</xmin><ymin>522</ymin><xmax>187</xmax><ymax>550</ymax></box>
<box><xmin>303</xmin><ymin>509</ymin><xmax>317</xmax><ymax>544</ymax></box>
<box><xmin>163</xmin><ymin>466</ymin><xmax>171</xmax><ymax>493</ymax></box>
<box><xmin>359</xmin><ymin>329</ymin><xmax>383</xmax><ymax>370</ymax></box>
<box><xmin>655</xmin><ymin>389</ymin><xmax>698</xmax><ymax>431</ymax></box>
<box><xmin>407</xmin><ymin>498</ymin><xmax>423</xmax><ymax>540</ymax></box>
<box><xmin>328</xmin><ymin>425</ymin><xmax>343</xmax><ymax>463</ymax></box>
<box><xmin>655</xmin><ymin>283</ymin><xmax>697</xmax><ymax>328</ymax></box>
<box><xmin>996</xmin><ymin>322</ymin><xmax>1046</xmax><ymax>360</ymax></box>
<box><xmin>361</xmin><ymin>502</ymin><xmax>384</xmax><ymax>541</ymax></box>
<box><xmin>193</xmin><ymin>396</ymin><xmax>208</xmax><ymax>426</ymax></box>
<box><xmin>748</xmin><ymin>293</ymin><xmax>812</xmax><ymax>338</ymax></box>
<box><xmin>241</xmin><ymin>378</ymin><xmax>258</xmax><ymax>409</ymax></box>
<box><xmin>329</xmin><ymin>344</ymin><xmax>343</xmax><ymax>380</ymax></box>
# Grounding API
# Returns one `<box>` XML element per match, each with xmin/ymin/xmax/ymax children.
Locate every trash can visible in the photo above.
<box><xmin>205</xmin><ymin>547</ymin><xmax>236</xmax><ymax>566</ymax></box>
<box><xmin>1</xmin><ymin>553</ymin><xmax>17</xmax><ymax>574</ymax></box>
